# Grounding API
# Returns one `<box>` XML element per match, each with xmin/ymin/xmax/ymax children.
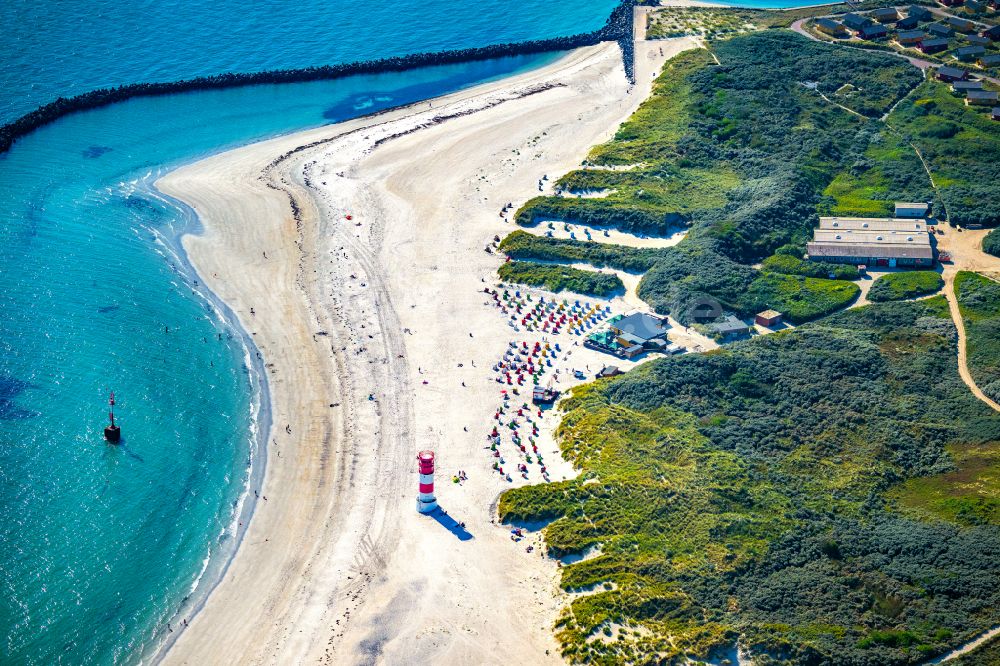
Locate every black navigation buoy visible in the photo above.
<box><xmin>104</xmin><ymin>391</ymin><xmax>121</xmax><ymax>444</ymax></box>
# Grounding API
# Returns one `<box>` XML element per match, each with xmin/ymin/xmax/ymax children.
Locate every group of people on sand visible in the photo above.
<box><xmin>485</xmin><ymin>287</ymin><xmax>611</xmax><ymax>335</ymax></box>
<box><xmin>478</xmin><ymin>286</ymin><xmax>619</xmax><ymax>487</ymax></box>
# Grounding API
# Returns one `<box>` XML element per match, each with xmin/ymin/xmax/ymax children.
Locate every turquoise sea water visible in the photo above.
<box><xmin>0</xmin><ymin>41</ymin><xmax>562</xmax><ymax>666</ymax></box>
<box><xmin>0</xmin><ymin>1</ymin><xmax>815</xmax><ymax>664</ymax></box>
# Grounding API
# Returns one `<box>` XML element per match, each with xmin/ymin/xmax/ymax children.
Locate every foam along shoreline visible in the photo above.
<box><xmin>135</xmin><ymin>177</ymin><xmax>272</xmax><ymax>664</ymax></box>
<box><xmin>156</xmin><ymin>36</ymin><xmax>697</xmax><ymax>664</ymax></box>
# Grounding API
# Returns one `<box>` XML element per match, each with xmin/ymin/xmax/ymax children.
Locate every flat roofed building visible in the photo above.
<box><xmin>819</xmin><ymin>216</ymin><xmax>927</xmax><ymax>232</ymax></box>
<box><xmin>710</xmin><ymin>315</ymin><xmax>753</xmax><ymax>340</ymax></box>
<box><xmin>895</xmin><ymin>202</ymin><xmax>931</xmax><ymax>218</ymax></box>
<box><xmin>807</xmin><ymin>240</ymin><xmax>934</xmax><ymax>266</ymax></box>
<box><xmin>808</xmin><ymin>218</ymin><xmax>933</xmax><ymax>267</ymax></box>
<box><xmin>813</xmin><ymin>230</ymin><xmax>931</xmax><ymax>248</ymax></box>
<box><xmin>755</xmin><ymin>310</ymin><xmax>783</xmax><ymax>327</ymax></box>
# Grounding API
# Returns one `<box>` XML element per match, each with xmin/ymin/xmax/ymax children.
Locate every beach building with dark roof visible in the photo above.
<box><xmin>895</xmin><ymin>202</ymin><xmax>931</xmax><ymax>218</ymax></box>
<box><xmin>908</xmin><ymin>5</ymin><xmax>933</xmax><ymax>20</ymax></box>
<box><xmin>966</xmin><ymin>0</ymin><xmax>986</xmax><ymax>11</ymax></box>
<box><xmin>965</xmin><ymin>34</ymin><xmax>990</xmax><ymax>45</ymax></box>
<box><xmin>937</xmin><ymin>66</ymin><xmax>969</xmax><ymax>81</ymax></box>
<box><xmin>980</xmin><ymin>54</ymin><xmax>1000</xmax><ymax>67</ymax></box>
<box><xmin>583</xmin><ymin>311</ymin><xmax>672</xmax><ymax>359</ymax></box>
<box><xmin>842</xmin><ymin>12</ymin><xmax>872</xmax><ymax>30</ymax></box>
<box><xmin>858</xmin><ymin>23</ymin><xmax>889</xmax><ymax>39</ymax></box>
<box><xmin>897</xmin><ymin>30</ymin><xmax>926</xmax><ymax>45</ymax></box>
<box><xmin>807</xmin><ymin>218</ymin><xmax>933</xmax><ymax>267</ymax></box>
<box><xmin>984</xmin><ymin>25</ymin><xmax>1000</xmax><ymax>40</ymax></box>
<box><xmin>710</xmin><ymin>315</ymin><xmax>753</xmax><ymax>341</ymax></box>
<box><xmin>610</xmin><ymin>312</ymin><xmax>669</xmax><ymax>343</ymax></box>
<box><xmin>928</xmin><ymin>22</ymin><xmax>955</xmax><ymax>37</ymax></box>
<box><xmin>816</xmin><ymin>18</ymin><xmax>849</xmax><ymax>36</ymax></box>
<box><xmin>897</xmin><ymin>15</ymin><xmax>920</xmax><ymax>30</ymax></box>
<box><xmin>919</xmin><ymin>37</ymin><xmax>951</xmax><ymax>53</ymax></box>
<box><xmin>992</xmin><ymin>107</ymin><xmax>1000</xmax><ymax>120</ymax></box>
<box><xmin>874</xmin><ymin>7</ymin><xmax>900</xmax><ymax>22</ymax></box>
<box><xmin>967</xmin><ymin>89</ymin><xmax>1000</xmax><ymax>105</ymax></box>
<box><xmin>938</xmin><ymin>0</ymin><xmax>964</xmax><ymax>7</ymax></box>
<box><xmin>955</xmin><ymin>45</ymin><xmax>987</xmax><ymax>60</ymax></box>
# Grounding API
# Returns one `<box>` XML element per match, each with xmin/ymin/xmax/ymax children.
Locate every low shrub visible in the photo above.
<box><xmin>498</xmin><ymin>261</ymin><xmax>623</xmax><ymax>296</ymax></box>
<box><xmin>868</xmin><ymin>271</ymin><xmax>943</xmax><ymax>302</ymax></box>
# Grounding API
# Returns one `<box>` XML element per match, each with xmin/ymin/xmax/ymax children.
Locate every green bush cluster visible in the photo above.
<box><xmin>761</xmin><ymin>253</ymin><xmax>859</xmax><ymax>280</ymax></box>
<box><xmin>497</xmin><ymin>260</ymin><xmax>623</xmax><ymax>297</ymax></box>
<box><xmin>982</xmin><ymin>228</ymin><xmax>1000</xmax><ymax>258</ymax></box>
<box><xmin>889</xmin><ymin>81</ymin><xmax>1000</xmax><ymax>227</ymax></box>
<box><xmin>501</xmin><ymin>299</ymin><xmax>1000</xmax><ymax>663</ymax></box>
<box><xmin>504</xmin><ymin>31</ymin><xmax>921</xmax><ymax>324</ymax></box>
<box><xmin>498</xmin><ymin>230</ymin><xmax>664</xmax><ymax>273</ymax></box>
<box><xmin>868</xmin><ymin>271</ymin><xmax>944</xmax><ymax>302</ymax></box>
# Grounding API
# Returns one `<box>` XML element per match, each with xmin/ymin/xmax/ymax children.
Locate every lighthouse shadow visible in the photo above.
<box><xmin>428</xmin><ymin>507</ymin><xmax>474</xmax><ymax>541</ymax></box>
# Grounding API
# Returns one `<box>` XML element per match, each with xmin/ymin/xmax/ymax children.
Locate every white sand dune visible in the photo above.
<box><xmin>157</xmin><ymin>35</ymin><xmax>698</xmax><ymax>665</ymax></box>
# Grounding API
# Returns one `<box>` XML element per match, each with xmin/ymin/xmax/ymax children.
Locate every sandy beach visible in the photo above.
<box><xmin>157</xmin><ymin>34</ymin><xmax>698</xmax><ymax>665</ymax></box>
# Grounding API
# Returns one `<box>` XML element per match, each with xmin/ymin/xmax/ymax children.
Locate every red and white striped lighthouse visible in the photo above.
<box><xmin>416</xmin><ymin>450</ymin><xmax>437</xmax><ymax>514</ymax></box>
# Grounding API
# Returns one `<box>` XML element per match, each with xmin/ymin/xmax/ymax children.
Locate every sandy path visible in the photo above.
<box><xmin>936</xmin><ymin>227</ymin><xmax>1000</xmax><ymax>413</ymax></box>
<box><xmin>157</xmin><ymin>36</ymin><xmax>698</xmax><ymax>665</ymax></box>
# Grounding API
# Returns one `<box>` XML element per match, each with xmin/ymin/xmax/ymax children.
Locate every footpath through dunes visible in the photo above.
<box><xmin>157</xmin><ymin>37</ymin><xmax>696</xmax><ymax>665</ymax></box>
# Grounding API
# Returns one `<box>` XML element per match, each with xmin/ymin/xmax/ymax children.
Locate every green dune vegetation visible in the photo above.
<box><xmin>820</xmin><ymin>128</ymin><xmax>935</xmax><ymax>218</ymax></box>
<box><xmin>494</xmin><ymin>24</ymin><xmax>1000</xmax><ymax>666</ymax></box>
<box><xmin>884</xmin><ymin>80</ymin><xmax>1000</xmax><ymax>227</ymax></box>
<box><xmin>501</xmin><ymin>299</ymin><xmax>1000</xmax><ymax>664</ymax></box>
<box><xmin>867</xmin><ymin>271</ymin><xmax>944</xmax><ymax>302</ymax></box>
<box><xmin>497</xmin><ymin>260</ymin><xmax>623</xmax><ymax>297</ymax></box>
<box><xmin>506</xmin><ymin>31</ymin><xmax>920</xmax><ymax>324</ymax></box>
<box><xmin>825</xmin><ymin>75</ymin><xmax>1000</xmax><ymax>225</ymax></box>
<box><xmin>982</xmin><ymin>229</ymin><xmax>1000</xmax><ymax>258</ymax></box>
<box><xmin>955</xmin><ymin>271</ymin><xmax>1000</xmax><ymax>404</ymax></box>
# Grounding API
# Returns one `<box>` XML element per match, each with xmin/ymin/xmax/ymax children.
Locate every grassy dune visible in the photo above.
<box><xmin>502</xmin><ymin>299</ymin><xmax>1000</xmax><ymax>664</ymax></box>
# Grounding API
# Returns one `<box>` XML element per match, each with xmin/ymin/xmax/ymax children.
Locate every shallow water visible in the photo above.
<box><xmin>0</xmin><ymin>52</ymin><xmax>562</xmax><ymax>666</ymax></box>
